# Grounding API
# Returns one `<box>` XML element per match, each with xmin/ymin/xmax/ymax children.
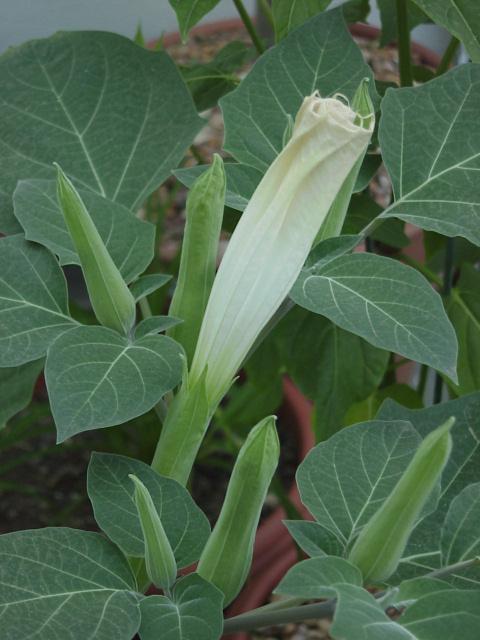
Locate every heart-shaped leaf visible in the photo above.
<box><xmin>88</xmin><ymin>453</ymin><xmax>210</xmax><ymax>566</ymax></box>
<box><xmin>380</xmin><ymin>64</ymin><xmax>480</xmax><ymax>246</ymax></box>
<box><xmin>291</xmin><ymin>252</ymin><xmax>458</xmax><ymax>380</ymax></box>
<box><xmin>45</xmin><ymin>325</ymin><xmax>183</xmax><ymax>441</ymax></box>
<box><xmin>0</xmin><ymin>235</ymin><xmax>75</xmax><ymax>367</ymax></box>
<box><xmin>139</xmin><ymin>574</ymin><xmax>223</xmax><ymax>640</ymax></box>
<box><xmin>0</xmin><ymin>527</ymin><xmax>140</xmax><ymax>640</ymax></box>
<box><xmin>0</xmin><ymin>30</ymin><xmax>203</xmax><ymax>232</ymax></box>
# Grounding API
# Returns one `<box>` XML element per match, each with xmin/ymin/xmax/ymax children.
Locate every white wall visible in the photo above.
<box><xmin>1</xmin><ymin>0</ymin><xmax>449</xmax><ymax>55</ymax></box>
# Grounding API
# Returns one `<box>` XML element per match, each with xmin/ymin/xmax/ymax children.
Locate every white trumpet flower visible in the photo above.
<box><xmin>190</xmin><ymin>91</ymin><xmax>374</xmax><ymax>408</ymax></box>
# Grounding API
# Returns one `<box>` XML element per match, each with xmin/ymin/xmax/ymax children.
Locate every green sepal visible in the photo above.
<box><xmin>151</xmin><ymin>364</ymin><xmax>210</xmax><ymax>486</ymax></box>
<box><xmin>348</xmin><ymin>417</ymin><xmax>454</xmax><ymax>583</ymax></box>
<box><xmin>197</xmin><ymin>416</ymin><xmax>280</xmax><ymax>606</ymax></box>
<box><xmin>168</xmin><ymin>154</ymin><xmax>226</xmax><ymax>363</ymax></box>
<box><xmin>315</xmin><ymin>78</ymin><xmax>374</xmax><ymax>244</ymax></box>
<box><xmin>55</xmin><ymin>164</ymin><xmax>136</xmax><ymax>335</ymax></box>
<box><xmin>129</xmin><ymin>474</ymin><xmax>177</xmax><ymax>590</ymax></box>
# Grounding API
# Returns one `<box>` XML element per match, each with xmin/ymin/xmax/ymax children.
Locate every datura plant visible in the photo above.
<box><xmin>1</xmin><ymin>4</ymin><xmax>480</xmax><ymax>640</ymax></box>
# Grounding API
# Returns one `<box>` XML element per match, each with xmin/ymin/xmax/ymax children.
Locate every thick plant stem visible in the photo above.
<box><xmin>233</xmin><ymin>0</ymin><xmax>265</xmax><ymax>54</ymax></box>
<box><xmin>223</xmin><ymin>557</ymin><xmax>480</xmax><ymax>634</ymax></box>
<box><xmin>396</xmin><ymin>0</ymin><xmax>413</xmax><ymax>87</ymax></box>
<box><xmin>435</xmin><ymin>36</ymin><xmax>460</xmax><ymax>77</ymax></box>
<box><xmin>434</xmin><ymin>237</ymin><xmax>455</xmax><ymax>403</ymax></box>
<box><xmin>258</xmin><ymin>0</ymin><xmax>274</xmax><ymax>29</ymax></box>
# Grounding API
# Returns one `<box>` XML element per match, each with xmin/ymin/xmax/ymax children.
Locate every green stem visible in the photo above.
<box><xmin>396</xmin><ymin>0</ymin><xmax>413</xmax><ymax>87</ymax></box>
<box><xmin>233</xmin><ymin>0</ymin><xmax>266</xmax><ymax>54</ymax></box>
<box><xmin>139</xmin><ymin>296</ymin><xmax>152</xmax><ymax>319</ymax></box>
<box><xmin>434</xmin><ymin>237</ymin><xmax>455</xmax><ymax>403</ymax></box>
<box><xmin>223</xmin><ymin>557</ymin><xmax>480</xmax><ymax>634</ymax></box>
<box><xmin>435</xmin><ymin>36</ymin><xmax>460</xmax><ymax>77</ymax></box>
<box><xmin>258</xmin><ymin>0</ymin><xmax>274</xmax><ymax>29</ymax></box>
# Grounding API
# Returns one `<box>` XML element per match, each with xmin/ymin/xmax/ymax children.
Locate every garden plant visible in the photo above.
<box><xmin>1</xmin><ymin>0</ymin><xmax>480</xmax><ymax>638</ymax></box>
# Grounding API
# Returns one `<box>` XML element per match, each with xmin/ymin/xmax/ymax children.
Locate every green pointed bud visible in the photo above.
<box><xmin>129</xmin><ymin>474</ymin><xmax>177</xmax><ymax>590</ymax></box>
<box><xmin>151</xmin><ymin>364</ymin><xmax>210</xmax><ymax>485</ymax></box>
<box><xmin>55</xmin><ymin>165</ymin><xmax>136</xmax><ymax>335</ymax></box>
<box><xmin>197</xmin><ymin>416</ymin><xmax>280</xmax><ymax>605</ymax></box>
<box><xmin>315</xmin><ymin>78</ymin><xmax>375</xmax><ymax>244</ymax></box>
<box><xmin>168</xmin><ymin>154</ymin><xmax>226</xmax><ymax>364</ymax></box>
<box><xmin>349</xmin><ymin>418</ymin><xmax>454</xmax><ymax>583</ymax></box>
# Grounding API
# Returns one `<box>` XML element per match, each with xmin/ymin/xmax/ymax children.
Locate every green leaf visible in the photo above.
<box><xmin>330</xmin><ymin>584</ymin><xmax>411</xmax><ymax>640</ymax></box>
<box><xmin>277</xmin><ymin>307</ymin><xmax>388</xmax><ymax>440</ymax></box>
<box><xmin>129</xmin><ymin>274</ymin><xmax>172</xmax><ymax>301</ymax></box>
<box><xmin>135</xmin><ymin>316</ymin><xmax>182</xmax><ymax>339</ymax></box>
<box><xmin>275</xmin><ymin>556</ymin><xmax>362</xmax><ymax>598</ymax></box>
<box><xmin>345</xmin><ymin>384</ymin><xmax>423</xmax><ymax>426</ymax></box>
<box><xmin>448</xmin><ymin>265</ymin><xmax>480</xmax><ymax>395</ymax></box>
<box><xmin>441</xmin><ymin>483</ymin><xmax>480</xmax><ymax>566</ymax></box>
<box><xmin>380</xmin><ymin>65</ymin><xmax>480</xmax><ymax>246</ymax></box>
<box><xmin>283</xmin><ymin>520</ymin><xmax>345</xmax><ymax>557</ymax></box>
<box><xmin>291</xmin><ymin>252</ymin><xmax>458</xmax><ymax>381</ymax></box>
<box><xmin>296</xmin><ymin>419</ymin><xmax>422</xmax><ymax>549</ymax></box>
<box><xmin>45</xmin><ymin>325</ymin><xmax>183</xmax><ymax>441</ymax></box>
<box><xmin>138</xmin><ymin>574</ymin><xmax>223</xmax><ymax>640</ymax></box>
<box><xmin>174</xmin><ymin>162</ymin><xmax>262</xmax><ymax>212</ymax></box>
<box><xmin>400</xmin><ymin>589</ymin><xmax>480</xmax><ymax>639</ymax></box>
<box><xmin>181</xmin><ymin>42</ymin><xmax>250</xmax><ymax>111</ymax></box>
<box><xmin>378</xmin><ymin>0</ymin><xmax>430</xmax><ymax>46</ymax></box>
<box><xmin>377</xmin><ymin>394</ymin><xmax>480</xmax><ymax>584</ymax></box>
<box><xmin>394</xmin><ymin>577</ymin><xmax>452</xmax><ymax>606</ymax></box>
<box><xmin>220</xmin><ymin>9</ymin><xmax>376</xmax><ymax>172</ymax></box>
<box><xmin>168</xmin><ymin>0</ymin><xmax>222</xmax><ymax>41</ymax></box>
<box><xmin>410</xmin><ymin>0</ymin><xmax>480</xmax><ymax>62</ymax></box>
<box><xmin>0</xmin><ymin>235</ymin><xmax>75</xmax><ymax>367</ymax></box>
<box><xmin>14</xmin><ymin>179</ymin><xmax>154</xmax><ymax>283</ymax></box>
<box><xmin>0</xmin><ymin>527</ymin><xmax>140</xmax><ymax>640</ymax></box>
<box><xmin>87</xmin><ymin>453</ymin><xmax>210</xmax><ymax>566</ymax></box>
<box><xmin>0</xmin><ymin>359</ymin><xmax>43</xmax><ymax>428</ymax></box>
<box><xmin>0</xmin><ymin>30</ymin><xmax>203</xmax><ymax>232</ymax></box>
<box><xmin>272</xmin><ymin>0</ymin><xmax>370</xmax><ymax>42</ymax></box>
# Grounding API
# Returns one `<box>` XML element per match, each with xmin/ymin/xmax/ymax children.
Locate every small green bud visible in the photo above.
<box><xmin>129</xmin><ymin>474</ymin><xmax>177</xmax><ymax>590</ymax></box>
<box><xmin>168</xmin><ymin>154</ymin><xmax>226</xmax><ymax>364</ymax></box>
<box><xmin>55</xmin><ymin>164</ymin><xmax>136</xmax><ymax>335</ymax></box>
<box><xmin>348</xmin><ymin>418</ymin><xmax>454</xmax><ymax>583</ymax></box>
<box><xmin>197</xmin><ymin>416</ymin><xmax>280</xmax><ymax>605</ymax></box>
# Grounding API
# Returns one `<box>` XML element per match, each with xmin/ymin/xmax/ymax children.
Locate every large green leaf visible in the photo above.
<box><xmin>88</xmin><ymin>453</ymin><xmax>210</xmax><ymax>566</ymax></box>
<box><xmin>0</xmin><ymin>527</ymin><xmax>140</xmax><ymax>640</ymax></box>
<box><xmin>14</xmin><ymin>180</ymin><xmax>154</xmax><ymax>283</ymax></box>
<box><xmin>411</xmin><ymin>1</ymin><xmax>480</xmax><ymax>62</ymax></box>
<box><xmin>0</xmin><ymin>359</ymin><xmax>43</xmax><ymax>428</ymax></box>
<box><xmin>441</xmin><ymin>483</ymin><xmax>480</xmax><ymax>566</ymax></box>
<box><xmin>377</xmin><ymin>393</ymin><xmax>480</xmax><ymax>585</ymax></box>
<box><xmin>277</xmin><ymin>307</ymin><xmax>388</xmax><ymax>440</ymax></box>
<box><xmin>220</xmin><ymin>9</ymin><xmax>376</xmax><ymax>172</ymax></box>
<box><xmin>380</xmin><ymin>65</ymin><xmax>480</xmax><ymax>246</ymax></box>
<box><xmin>400</xmin><ymin>589</ymin><xmax>480</xmax><ymax>639</ymax></box>
<box><xmin>0</xmin><ymin>235</ymin><xmax>75</xmax><ymax>367</ymax></box>
<box><xmin>0</xmin><ymin>30</ymin><xmax>203</xmax><ymax>232</ymax></box>
<box><xmin>291</xmin><ymin>252</ymin><xmax>458</xmax><ymax>380</ymax></box>
<box><xmin>45</xmin><ymin>325</ymin><xmax>183</xmax><ymax>441</ymax></box>
<box><xmin>448</xmin><ymin>265</ymin><xmax>480</xmax><ymax>395</ymax></box>
<box><xmin>275</xmin><ymin>556</ymin><xmax>362</xmax><ymax>598</ymax></box>
<box><xmin>139</xmin><ymin>574</ymin><xmax>223</xmax><ymax>640</ymax></box>
<box><xmin>296</xmin><ymin>419</ymin><xmax>422</xmax><ymax>549</ymax></box>
<box><xmin>168</xmin><ymin>0</ymin><xmax>222</xmax><ymax>41</ymax></box>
